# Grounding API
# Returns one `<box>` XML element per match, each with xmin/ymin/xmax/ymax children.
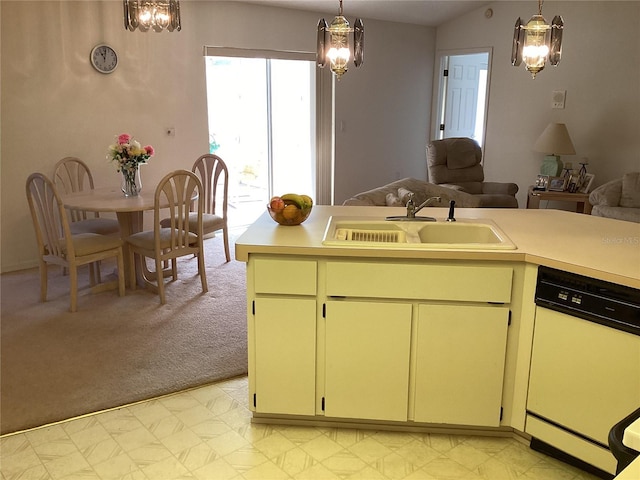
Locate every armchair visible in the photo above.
<box><xmin>589</xmin><ymin>173</ymin><xmax>640</xmax><ymax>223</ymax></box>
<box><xmin>427</xmin><ymin>138</ymin><xmax>519</xmax><ymax>208</ymax></box>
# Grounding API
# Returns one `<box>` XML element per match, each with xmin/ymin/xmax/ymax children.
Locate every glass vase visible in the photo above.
<box><xmin>121</xmin><ymin>167</ymin><xmax>142</xmax><ymax>197</ymax></box>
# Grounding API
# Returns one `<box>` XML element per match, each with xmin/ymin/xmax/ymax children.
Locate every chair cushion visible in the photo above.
<box><xmin>473</xmin><ymin>194</ymin><xmax>519</xmax><ymax>208</ymax></box>
<box><xmin>67</xmin><ymin>233</ymin><xmax>123</xmax><ymax>256</ymax></box>
<box><xmin>69</xmin><ymin>218</ymin><xmax>120</xmax><ymax>235</ymax></box>
<box><xmin>201</xmin><ymin>213</ymin><xmax>225</xmax><ymax>234</ymax></box>
<box><xmin>620</xmin><ymin>172</ymin><xmax>640</xmax><ymax>208</ymax></box>
<box><xmin>592</xmin><ymin>205</ymin><xmax>640</xmax><ymax>223</ymax></box>
<box><xmin>127</xmin><ymin>228</ymin><xmax>198</xmax><ymax>250</ymax></box>
<box><xmin>160</xmin><ymin>212</ymin><xmax>225</xmax><ymax>234</ymax></box>
<box><xmin>446</xmin><ymin>139</ymin><xmax>481</xmax><ymax>170</ymax></box>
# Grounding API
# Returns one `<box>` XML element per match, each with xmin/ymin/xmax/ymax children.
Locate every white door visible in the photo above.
<box><xmin>436</xmin><ymin>51</ymin><xmax>490</xmax><ymax>146</ymax></box>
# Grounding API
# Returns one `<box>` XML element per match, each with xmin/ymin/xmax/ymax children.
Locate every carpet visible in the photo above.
<box><xmin>0</xmin><ymin>233</ymin><xmax>248</xmax><ymax>435</ymax></box>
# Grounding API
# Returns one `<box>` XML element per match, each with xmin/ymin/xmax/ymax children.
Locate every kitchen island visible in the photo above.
<box><xmin>235</xmin><ymin>205</ymin><xmax>640</xmax><ymax>478</ymax></box>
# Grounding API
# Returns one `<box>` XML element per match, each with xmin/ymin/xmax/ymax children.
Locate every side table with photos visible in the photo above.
<box><xmin>526</xmin><ymin>186</ymin><xmax>593</xmax><ymax>214</ymax></box>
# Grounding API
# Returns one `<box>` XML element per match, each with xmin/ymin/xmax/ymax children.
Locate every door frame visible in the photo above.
<box><xmin>430</xmin><ymin>47</ymin><xmax>493</xmax><ymax>150</ymax></box>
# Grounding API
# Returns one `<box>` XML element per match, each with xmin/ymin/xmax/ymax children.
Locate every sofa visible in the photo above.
<box><xmin>589</xmin><ymin>172</ymin><xmax>640</xmax><ymax>223</ymax></box>
<box><xmin>427</xmin><ymin>138</ymin><xmax>519</xmax><ymax>208</ymax></box>
<box><xmin>342</xmin><ymin>177</ymin><xmax>482</xmax><ymax>208</ymax></box>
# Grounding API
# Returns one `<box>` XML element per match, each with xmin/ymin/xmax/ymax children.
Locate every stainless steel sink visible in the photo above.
<box><xmin>322</xmin><ymin>217</ymin><xmax>516</xmax><ymax>250</ymax></box>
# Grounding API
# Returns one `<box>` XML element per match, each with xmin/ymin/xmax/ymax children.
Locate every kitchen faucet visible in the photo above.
<box><xmin>406</xmin><ymin>193</ymin><xmax>441</xmax><ymax>218</ymax></box>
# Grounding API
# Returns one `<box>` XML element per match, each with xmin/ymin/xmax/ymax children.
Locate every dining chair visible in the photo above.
<box><xmin>54</xmin><ymin>157</ymin><xmax>121</xmax><ymax>282</ymax></box>
<box><xmin>126</xmin><ymin>170</ymin><xmax>208</xmax><ymax>304</ymax></box>
<box><xmin>25</xmin><ymin>173</ymin><xmax>126</xmax><ymax>312</ymax></box>
<box><xmin>160</xmin><ymin>154</ymin><xmax>230</xmax><ymax>262</ymax></box>
<box><xmin>53</xmin><ymin>157</ymin><xmax>121</xmax><ymax>235</ymax></box>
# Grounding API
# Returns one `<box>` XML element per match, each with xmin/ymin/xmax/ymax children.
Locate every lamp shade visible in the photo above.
<box><xmin>533</xmin><ymin>123</ymin><xmax>576</xmax><ymax>155</ymax></box>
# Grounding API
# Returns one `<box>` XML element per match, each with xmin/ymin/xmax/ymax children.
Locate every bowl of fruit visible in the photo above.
<box><xmin>268</xmin><ymin>194</ymin><xmax>313</xmax><ymax>226</ymax></box>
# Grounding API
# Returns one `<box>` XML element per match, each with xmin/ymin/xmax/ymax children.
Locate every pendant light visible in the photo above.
<box><xmin>317</xmin><ymin>0</ymin><xmax>364</xmax><ymax>79</ymax></box>
<box><xmin>124</xmin><ymin>0</ymin><xmax>181</xmax><ymax>32</ymax></box>
<box><xmin>512</xmin><ymin>0</ymin><xmax>563</xmax><ymax>78</ymax></box>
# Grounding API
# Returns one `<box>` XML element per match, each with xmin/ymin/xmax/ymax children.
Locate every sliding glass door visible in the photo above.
<box><xmin>205</xmin><ymin>52</ymin><xmax>316</xmax><ymax>227</ymax></box>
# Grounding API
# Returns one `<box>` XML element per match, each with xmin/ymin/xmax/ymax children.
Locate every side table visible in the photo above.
<box><xmin>526</xmin><ymin>186</ymin><xmax>593</xmax><ymax>214</ymax></box>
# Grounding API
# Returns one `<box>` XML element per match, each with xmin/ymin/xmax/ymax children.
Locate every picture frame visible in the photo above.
<box><xmin>548</xmin><ymin>176</ymin><xmax>566</xmax><ymax>192</ymax></box>
<box><xmin>578</xmin><ymin>173</ymin><xmax>595</xmax><ymax>193</ymax></box>
<box><xmin>534</xmin><ymin>174</ymin><xmax>549</xmax><ymax>191</ymax></box>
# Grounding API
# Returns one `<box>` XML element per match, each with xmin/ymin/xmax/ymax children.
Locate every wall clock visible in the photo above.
<box><xmin>90</xmin><ymin>44</ymin><xmax>118</xmax><ymax>74</ymax></box>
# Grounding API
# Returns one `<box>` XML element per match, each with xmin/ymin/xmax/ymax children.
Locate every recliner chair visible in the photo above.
<box><xmin>427</xmin><ymin>137</ymin><xmax>519</xmax><ymax>208</ymax></box>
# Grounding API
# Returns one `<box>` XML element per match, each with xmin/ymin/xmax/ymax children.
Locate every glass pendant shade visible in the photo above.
<box><xmin>327</xmin><ymin>15</ymin><xmax>351</xmax><ymax>77</ymax></box>
<box><xmin>317</xmin><ymin>0</ymin><xmax>364</xmax><ymax>79</ymax></box>
<box><xmin>522</xmin><ymin>14</ymin><xmax>550</xmax><ymax>78</ymax></box>
<box><xmin>511</xmin><ymin>1</ymin><xmax>563</xmax><ymax>78</ymax></box>
<box><xmin>124</xmin><ymin>0</ymin><xmax>181</xmax><ymax>32</ymax></box>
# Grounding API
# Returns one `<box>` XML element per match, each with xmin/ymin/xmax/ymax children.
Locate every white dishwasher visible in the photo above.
<box><xmin>526</xmin><ymin>266</ymin><xmax>640</xmax><ymax>479</ymax></box>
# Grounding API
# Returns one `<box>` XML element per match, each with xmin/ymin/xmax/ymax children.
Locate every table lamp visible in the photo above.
<box><xmin>533</xmin><ymin>123</ymin><xmax>576</xmax><ymax>176</ymax></box>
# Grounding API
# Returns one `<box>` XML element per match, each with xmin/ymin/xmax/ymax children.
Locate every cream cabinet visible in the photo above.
<box><xmin>324</xmin><ymin>260</ymin><xmax>513</xmax><ymax>427</ymax></box>
<box><xmin>413</xmin><ymin>304</ymin><xmax>510</xmax><ymax>426</ymax></box>
<box><xmin>250</xmin><ymin>258</ymin><xmax>317</xmax><ymax>415</ymax></box>
<box><xmin>324</xmin><ymin>300</ymin><xmax>412</xmax><ymax>421</ymax></box>
<box><xmin>253</xmin><ymin>297</ymin><xmax>316</xmax><ymax>415</ymax></box>
<box><xmin>248</xmin><ymin>255</ymin><xmax>515</xmax><ymax>428</ymax></box>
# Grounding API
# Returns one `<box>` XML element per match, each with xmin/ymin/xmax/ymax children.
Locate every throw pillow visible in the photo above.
<box><xmin>385</xmin><ymin>193</ymin><xmax>402</xmax><ymax>207</ymax></box>
<box><xmin>620</xmin><ymin>172</ymin><xmax>640</xmax><ymax>208</ymax></box>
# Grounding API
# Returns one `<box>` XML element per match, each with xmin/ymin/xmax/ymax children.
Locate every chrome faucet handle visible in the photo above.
<box><xmin>405</xmin><ymin>193</ymin><xmax>416</xmax><ymax>218</ymax></box>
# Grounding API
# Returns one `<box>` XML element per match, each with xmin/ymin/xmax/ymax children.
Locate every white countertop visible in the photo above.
<box><xmin>624</xmin><ymin>417</ymin><xmax>640</xmax><ymax>451</ymax></box>
<box><xmin>236</xmin><ymin>206</ymin><xmax>640</xmax><ymax>288</ymax></box>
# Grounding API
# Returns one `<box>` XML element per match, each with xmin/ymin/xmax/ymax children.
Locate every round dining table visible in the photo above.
<box><xmin>61</xmin><ymin>186</ymin><xmax>162</xmax><ymax>287</ymax></box>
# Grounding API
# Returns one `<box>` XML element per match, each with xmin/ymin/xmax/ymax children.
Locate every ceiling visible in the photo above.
<box><xmin>229</xmin><ymin>0</ymin><xmax>491</xmax><ymax>27</ymax></box>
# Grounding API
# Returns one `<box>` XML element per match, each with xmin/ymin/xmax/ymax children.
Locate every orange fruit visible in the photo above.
<box><xmin>282</xmin><ymin>204</ymin><xmax>299</xmax><ymax>221</ymax></box>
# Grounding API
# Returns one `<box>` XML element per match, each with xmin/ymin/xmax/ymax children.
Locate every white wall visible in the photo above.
<box><xmin>435</xmin><ymin>1</ymin><xmax>640</xmax><ymax>208</ymax></box>
<box><xmin>334</xmin><ymin>21</ymin><xmax>436</xmax><ymax>201</ymax></box>
<box><xmin>1</xmin><ymin>1</ymin><xmax>434</xmax><ymax>272</ymax></box>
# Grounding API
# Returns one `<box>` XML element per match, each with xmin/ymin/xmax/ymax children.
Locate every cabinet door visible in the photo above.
<box><xmin>414</xmin><ymin>304</ymin><xmax>509</xmax><ymax>426</ymax></box>
<box><xmin>254</xmin><ymin>297</ymin><xmax>316</xmax><ymax>415</ymax></box>
<box><xmin>325</xmin><ymin>301</ymin><xmax>412</xmax><ymax>422</ymax></box>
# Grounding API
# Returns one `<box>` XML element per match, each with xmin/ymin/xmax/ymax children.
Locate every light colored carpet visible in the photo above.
<box><xmin>0</xmin><ymin>233</ymin><xmax>247</xmax><ymax>435</ymax></box>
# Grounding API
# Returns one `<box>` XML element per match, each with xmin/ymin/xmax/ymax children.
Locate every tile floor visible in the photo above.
<box><xmin>1</xmin><ymin>376</ymin><xmax>601</xmax><ymax>480</ymax></box>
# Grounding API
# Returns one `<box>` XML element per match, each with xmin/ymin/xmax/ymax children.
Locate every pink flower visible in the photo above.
<box><xmin>144</xmin><ymin>145</ymin><xmax>155</xmax><ymax>156</ymax></box>
<box><xmin>118</xmin><ymin>133</ymin><xmax>131</xmax><ymax>145</ymax></box>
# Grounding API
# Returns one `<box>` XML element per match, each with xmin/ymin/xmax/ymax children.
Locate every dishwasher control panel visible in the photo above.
<box><xmin>535</xmin><ymin>266</ymin><xmax>640</xmax><ymax>336</ymax></box>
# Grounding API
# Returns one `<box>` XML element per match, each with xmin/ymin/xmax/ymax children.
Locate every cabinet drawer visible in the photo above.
<box><xmin>326</xmin><ymin>261</ymin><xmax>512</xmax><ymax>303</ymax></box>
<box><xmin>253</xmin><ymin>258</ymin><xmax>317</xmax><ymax>295</ymax></box>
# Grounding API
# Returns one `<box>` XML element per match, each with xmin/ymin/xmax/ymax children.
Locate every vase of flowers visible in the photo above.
<box><xmin>108</xmin><ymin>133</ymin><xmax>154</xmax><ymax>197</ymax></box>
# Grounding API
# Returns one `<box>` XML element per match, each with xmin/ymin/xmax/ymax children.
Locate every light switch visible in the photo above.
<box><xmin>552</xmin><ymin>90</ymin><xmax>566</xmax><ymax>109</ymax></box>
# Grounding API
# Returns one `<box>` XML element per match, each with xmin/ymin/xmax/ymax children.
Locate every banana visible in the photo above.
<box><xmin>301</xmin><ymin>195</ymin><xmax>313</xmax><ymax>208</ymax></box>
<box><xmin>280</xmin><ymin>193</ymin><xmax>313</xmax><ymax>209</ymax></box>
<box><xmin>281</xmin><ymin>193</ymin><xmax>305</xmax><ymax>209</ymax></box>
